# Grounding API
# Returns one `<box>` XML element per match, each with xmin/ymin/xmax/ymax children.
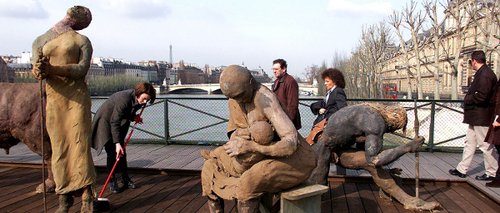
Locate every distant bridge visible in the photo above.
<box><xmin>167</xmin><ymin>83</ymin><xmax>318</xmax><ymax>95</ymax></box>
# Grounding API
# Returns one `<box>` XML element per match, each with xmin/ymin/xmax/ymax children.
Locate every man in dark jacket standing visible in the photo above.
<box><xmin>272</xmin><ymin>59</ymin><xmax>301</xmax><ymax>130</ymax></box>
<box><xmin>449</xmin><ymin>50</ymin><xmax>499</xmax><ymax>181</ymax></box>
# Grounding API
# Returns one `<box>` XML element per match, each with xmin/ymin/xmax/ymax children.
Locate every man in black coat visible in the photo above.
<box><xmin>449</xmin><ymin>50</ymin><xmax>499</xmax><ymax>181</ymax></box>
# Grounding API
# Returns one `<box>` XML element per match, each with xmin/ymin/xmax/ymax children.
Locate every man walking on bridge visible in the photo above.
<box><xmin>449</xmin><ymin>50</ymin><xmax>499</xmax><ymax>181</ymax></box>
<box><xmin>272</xmin><ymin>59</ymin><xmax>301</xmax><ymax>130</ymax></box>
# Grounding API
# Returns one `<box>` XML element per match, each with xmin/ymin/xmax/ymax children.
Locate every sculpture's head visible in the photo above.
<box><xmin>220</xmin><ymin>65</ymin><xmax>256</xmax><ymax>103</ymax></box>
<box><xmin>67</xmin><ymin>5</ymin><xmax>92</xmax><ymax>30</ymax></box>
<box><xmin>385</xmin><ymin>105</ymin><xmax>407</xmax><ymax>134</ymax></box>
<box><xmin>249</xmin><ymin>121</ymin><xmax>274</xmax><ymax>145</ymax></box>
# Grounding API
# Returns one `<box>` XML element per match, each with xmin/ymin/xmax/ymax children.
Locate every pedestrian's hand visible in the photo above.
<box><xmin>493</xmin><ymin>121</ymin><xmax>500</xmax><ymax>127</ymax></box>
<box><xmin>115</xmin><ymin>143</ymin><xmax>124</xmax><ymax>157</ymax></box>
<box><xmin>134</xmin><ymin>115</ymin><xmax>143</xmax><ymax>124</ymax></box>
<box><xmin>319</xmin><ymin>108</ymin><xmax>326</xmax><ymax>114</ymax></box>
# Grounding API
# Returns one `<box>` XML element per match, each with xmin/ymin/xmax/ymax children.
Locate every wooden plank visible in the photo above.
<box><xmin>117</xmin><ymin>175</ymin><xmax>178</xmax><ymax>211</ymax></box>
<box><xmin>180</xmin><ymin>193</ymin><xmax>209</xmax><ymax>212</ymax></box>
<box><xmin>422</xmin><ymin>182</ymin><xmax>463</xmax><ymax>212</ymax></box>
<box><xmin>128</xmin><ymin>176</ymin><xmax>193</xmax><ymax>213</ymax></box>
<box><xmin>344</xmin><ymin>182</ymin><xmax>365</xmax><ymax>213</ymax></box>
<box><xmin>281</xmin><ymin>184</ymin><xmax>329</xmax><ymax>200</ymax></box>
<box><xmin>163</xmin><ymin>178</ymin><xmax>203</xmax><ymax>212</ymax></box>
<box><xmin>356</xmin><ymin>183</ymin><xmax>383</xmax><ymax>213</ymax></box>
<box><xmin>0</xmin><ymin>167</ymin><xmax>37</xmax><ymax>189</ymax></box>
<box><xmin>330</xmin><ymin>182</ymin><xmax>349</xmax><ymax>212</ymax></box>
<box><xmin>140</xmin><ymin>177</ymin><xmax>200</xmax><ymax>211</ymax></box>
<box><xmin>452</xmin><ymin>183</ymin><xmax>499</xmax><ymax>213</ymax></box>
<box><xmin>366</xmin><ymin>183</ymin><xmax>400</xmax><ymax>213</ymax></box>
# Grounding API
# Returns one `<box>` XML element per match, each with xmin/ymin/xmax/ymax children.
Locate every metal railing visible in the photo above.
<box><xmin>91</xmin><ymin>96</ymin><xmax>467</xmax><ymax>152</ymax></box>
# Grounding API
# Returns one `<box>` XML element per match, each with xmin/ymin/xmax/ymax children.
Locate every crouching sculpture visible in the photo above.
<box><xmin>307</xmin><ymin>103</ymin><xmax>440</xmax><ymax>211</ymax></box>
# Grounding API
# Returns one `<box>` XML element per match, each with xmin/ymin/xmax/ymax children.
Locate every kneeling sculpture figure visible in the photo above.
<box><xmin>307</xmin><ymin>103</ymin><xmax>441</xmax><ymax>211</ymax></box>
<box><xmin>201</xmin><ymin>65</ymin><xmax>317</xmax><ymax>213</ymax></box>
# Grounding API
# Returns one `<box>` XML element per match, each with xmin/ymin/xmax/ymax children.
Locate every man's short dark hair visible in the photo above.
<box><xmin>273</xmin><ymin>59</ymin><xmax>287</xmax><ymax>70</ymax></box>
<box><xmin>471</xmin><ymin>50</ymin><xmax>486</xmax><ymax>64</ymax></box>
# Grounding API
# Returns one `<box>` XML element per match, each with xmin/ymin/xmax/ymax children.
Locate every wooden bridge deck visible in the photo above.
<box><xmin>1</xmin><ymin>143</ymin><xmax>500</xmax><ymax>212</ymax></box>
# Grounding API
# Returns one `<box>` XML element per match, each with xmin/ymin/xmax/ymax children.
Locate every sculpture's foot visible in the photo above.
<box><xmin>403</xmin><ymin>197</ymin><xmax>440</xmax><ymax>211</ymax></box>
<box><xmin>207</xmin><ymin>197</ymin><xmax>224</xmax><ymax>213</ymax></box>
<box><xmin>389</xmin><ymin>168</ymin><xmax>402</xmax><ymax>176</ymax></box>
<box><xmin>378</xmin><ymin>189</ymin><xmax>392</xmax><ymax>201</ymax></box>
<box><xmin>237</xmin><ymin>198</ymin><xmax>260</xmax><ymax>213</ymax></box>
<box><xmin>408</xmin><ymin>136</ymin><xmax>425</xmax><ymax>152</ymax></box>
<box><xmin>80</xmin><ymin>186</ymin><xmax>94</xmax><ymax>213</ymax></box>
<box><xmin>36</xmin><ymin>179</ymin><xmax>56</xmax><ymax>193</ymax></box>
<box><xmin>55</xmin><ymin>194</ymin><xmax>74</xmax><ymax>213</ymax></box>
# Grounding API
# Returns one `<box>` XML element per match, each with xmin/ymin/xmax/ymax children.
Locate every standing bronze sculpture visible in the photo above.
<box><xmin>32</xmin><ymin>5</ymin><xmax>95</xmax><ymax>213</ymax></box>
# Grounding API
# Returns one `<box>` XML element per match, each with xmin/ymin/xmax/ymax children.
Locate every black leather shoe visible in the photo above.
<box><xmin>486</xmin><ymin>179</ymin><xmax>500</xmax><ymax>187</ymax></box>
<box><xmin>109</xmin><ymin>181</ymin><xmax>121</xmax><ymax>193</ymax></box>
<box><xmin>124</xmin><ymin>180</ymin><xmax>137</xmax><ymax>189</ymax></box>
<box><xmin>449</xmin><ymin>169</ymin><xmax>466</xmax><ymax>178</ymax></box>
<box><xmin>475</xmin><ymin>174</ymin><xmax>494</xmax><ymax>181</ymax></box>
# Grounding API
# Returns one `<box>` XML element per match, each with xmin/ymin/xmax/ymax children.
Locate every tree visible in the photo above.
<box><xmin>467</xmin><ymin>0</ymin><xmax>500</xmax><ymax>57</ymax></box>
<box><xmin>444</xmin><ymin>0</ymin><xmax>474</xmax><ymax>100</ymax></box>
<box><xmin>357</xmin><ymin>22</ymin><xmax>393</xmax><ymax>98</ymax></box>
<box><xmin>389</xmin><ymin>9</ymin><xmax>415</xmax><ymax>99</ymax></box>
<box><xmin>404</xmin><ymin>0</ymin><xmax>427</xmax><ymax>99</ymax></box>
<box><xmin>424</xmin><ymin>0</ymin><xmax>445</xmax><ymax>100</ymax></box>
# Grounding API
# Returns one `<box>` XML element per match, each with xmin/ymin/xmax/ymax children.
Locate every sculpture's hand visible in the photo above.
<box><xmin>235</xmin><ymin>128</ymin><xmax>251</xmax><ymax>140</ymax></box>
<box><xmin>32</xmin><ymin>56</ymin><xmax>50</xmax><ymax>80</ymax></box>
<box><xmin>224</xmin><ymin>137</ymin><xmax>253</xmax><ymax>157</ymax></box>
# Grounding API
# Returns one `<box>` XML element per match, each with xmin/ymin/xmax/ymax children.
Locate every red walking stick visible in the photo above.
<box><xmin>94</xmin><ymin>105</ymin><xmax>146</xmax><ymax>210</ymax></box>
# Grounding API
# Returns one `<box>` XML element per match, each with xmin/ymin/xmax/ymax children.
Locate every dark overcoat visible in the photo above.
<box><xmin>91</xmin><ymin>89</ymin><xmax>142</xmax><ymax>154</ymax></box>
<box><xmin>485</xmin><ymin>78</ymin><xmax>500</xmax><ymax>145</ymax></box>
<box><xmin>310</xmin><ymin>87</ymin><xmax>347</xmax><ymax>125</ymax></box>
<box><xmin>463</xmin><ymin>65</ymin><xmax>497</xmax><ymax>126</ymax></box>
<box><xmin>272</xmin><ymin>73</ymin><xmax>301</xmax><ymax>130</ymax></box>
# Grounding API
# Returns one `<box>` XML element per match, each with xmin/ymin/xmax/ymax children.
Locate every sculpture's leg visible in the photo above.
<box><xmin>338</xmin><ymin>150</ymin><xmax>440</xmax><ymax>211</ymax></box>
<box><xmin>207</xmin><ymin>197</ymin><xmax>224</xmax><ymax>213</ymax></box>
<box><xmin>55</xmin><ymin>194</ymin><xmax>73</xmax><ymax>213</ymax></box>
<box><xmin>36</xmin><ymin>159</ymin><xmax>56</xmax><ymax>193</ymax></box>
<box><xmin>306</xmin><ymin>139</ymin><xmax>331</xmax><ymax>185</ymax></box>
<box><xmin>368</xmin><ymin>136</ymin><xmax>424</xmax><ymax>166</ymax></box>
<box><xmin>80</xmin><ymin>185</ymin><xmax>94</xmax><ymax>213</ymax></box>
<box><xmin>237</xmin><ymin>197</ymin><xmax>260</xmax><ymax>213</ymax></box>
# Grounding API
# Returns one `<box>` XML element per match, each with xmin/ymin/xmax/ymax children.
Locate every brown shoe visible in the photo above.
<box><xmin>486</xmin><ymin>179</ymin><xmax>500</xmax><ymax>188</ymax></box>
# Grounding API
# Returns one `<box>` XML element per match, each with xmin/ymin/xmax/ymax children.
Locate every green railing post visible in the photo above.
<box><xmin>428</xmin><ymin>100</ymin><xmax>436</xmax><ymax>152</ymax></box>
<box><xmin>164</xmin><ymin>99</ymin><xmax>170</xmax><ymax>145</ymax></box>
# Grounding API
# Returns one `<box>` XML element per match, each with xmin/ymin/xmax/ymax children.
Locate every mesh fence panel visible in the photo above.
<box><xmin>90</xmin><ymin>97</ymin><xmax>467</xmax><ymax>150</ymax></box>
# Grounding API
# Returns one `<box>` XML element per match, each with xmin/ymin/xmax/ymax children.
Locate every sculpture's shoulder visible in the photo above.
<box><xmin>66</xmin><ymin>31</ymin><xmax>91</xmax><ymax>45</ymax></box>
<box><xmin>254</xmin><ymin>85</ymin><xmax>278</xmax><ymax>108</ymax></box>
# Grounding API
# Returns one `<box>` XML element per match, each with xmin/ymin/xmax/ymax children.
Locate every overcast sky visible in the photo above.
<box><xmin>0</xmin><ymin>0</ymin><xmax>409</xmax><ymax>77</ymax></box>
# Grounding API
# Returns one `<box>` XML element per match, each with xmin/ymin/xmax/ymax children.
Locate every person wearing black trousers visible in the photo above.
<box><xmin>92</xmin><ymin>82</ymin><xmax>156</xmax><ymax>193</ymax></box>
